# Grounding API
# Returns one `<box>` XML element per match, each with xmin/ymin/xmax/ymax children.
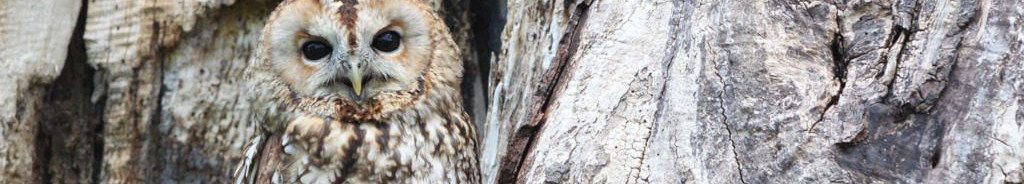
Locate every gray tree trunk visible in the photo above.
<box><xmin>0</xmin><ymin>0</ymin><xmax>1021</xmax><ymax>183</ymax></box>
<box><xmin>484</xmin><ymin>0</ymin><xmax>1023</xmax><ymax>183</ymax></box>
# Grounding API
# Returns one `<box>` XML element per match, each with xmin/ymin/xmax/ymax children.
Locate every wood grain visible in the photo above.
<box><xmin>487</xmin><ymin>0</ymin><xmax>1024</xmax><ymax>183</ymax></box>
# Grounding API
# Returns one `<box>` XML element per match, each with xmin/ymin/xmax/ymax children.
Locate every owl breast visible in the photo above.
<box><xmin>276</xmin><ymin>103</ymin><xmax>478</xmax><ymax>183</ymax></box>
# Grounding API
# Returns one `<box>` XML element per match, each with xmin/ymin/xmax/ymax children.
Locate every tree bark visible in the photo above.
<box><xmin>487</xmin><ymin>0</ymin><xmax>1023</xmax><ymax>183</ymax></box>
<box><xmin>0</xmin><ymin>0</ymin><xmax>82</xmax><ymax>183</ymax></box>
<box><xmin>1</xmin><ymin>0</ymin><xmax>1021</xmax><ymax>183</ymax></box>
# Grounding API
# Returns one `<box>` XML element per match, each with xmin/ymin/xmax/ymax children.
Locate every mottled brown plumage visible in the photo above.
<box><xmin>235</xmin><ymin>0</ymin><xmax>478</xmax><ymax>183</ymax></box>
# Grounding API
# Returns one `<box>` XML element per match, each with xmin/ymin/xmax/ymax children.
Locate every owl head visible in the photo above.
<box><xmin>252</xmin><ymin>0</ymin><xmax>462</xmax><ymax>121</ymax></box>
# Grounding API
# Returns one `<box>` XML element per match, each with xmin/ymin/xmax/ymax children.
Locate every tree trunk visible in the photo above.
<box><xmin>486</xmin><ymin>0</ymin><xmax>1023</xmax><ymax>183</ymax></box>
<box><xmin>1</xmin><ymin>0</ymin><xmax>1021</xmax><ymax>183</ymax></box>
<box><xmin>0</xmin><ymin>0</ymin><xmax>82</xmax><ymax>183</ymax></box>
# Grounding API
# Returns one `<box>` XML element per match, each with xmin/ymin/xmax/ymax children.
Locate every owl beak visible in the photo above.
<box><xmin>348</xmin><ymin>70</ymin><xmax>364</xmax><ymax>98</ymax></box>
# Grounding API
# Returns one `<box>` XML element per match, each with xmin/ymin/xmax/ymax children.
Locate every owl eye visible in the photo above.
<box><xmin>372</xmin><ymin>31</ymin><xmax>401</xmax><ymax>52</ymax></box>
<box><xmin>301</xmin><ymin>41</ymin><xmax>332</xmax><ymax>60</ymax></box>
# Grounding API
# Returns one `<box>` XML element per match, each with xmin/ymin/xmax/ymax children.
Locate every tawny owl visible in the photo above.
<box><xmin>234</xmin><ymin>0</ymin><xmax>479</xmax><ymax>183</ymax></box>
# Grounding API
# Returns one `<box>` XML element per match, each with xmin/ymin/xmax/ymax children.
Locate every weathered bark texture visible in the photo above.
<box><xmin>0</xmin><ymin>0</ymin><xmax>82</xmax><ymax>183</ymax></box>
<box><xmin>2</xmin><ymin>0</ymin><xmax>1021</xmax><ymax>183</ymax></box>
<box><xmin>83</xmin><ymin>0</ymin><xmax>268</xmax><ymax>182</ymax></box>
<box><xmin>0</xmin><ymin>0</ymin><xmax>495</xmax><ymax>183</ymax></box>
<box><xmin>486</xmin><ymin>0</ymin><xmax>1023</xmax><ymax>183</ymax></box>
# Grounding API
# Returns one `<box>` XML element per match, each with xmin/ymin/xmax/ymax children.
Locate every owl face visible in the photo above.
<box><xmin>262</xmin><ymin>0</ymin><xmax>435</xmax><ymax>106</ymax></box>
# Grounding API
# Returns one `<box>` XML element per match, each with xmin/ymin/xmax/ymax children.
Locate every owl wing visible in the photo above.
<box><xmin>233</xmin><ymin>134</ymin><xmax>263</xmax><ymax>184</ymax></box>
<box><xmin>233</xmin><ymin>132</ymin><xmax>287</xmax><ymax>184</ymax></box>
<box><xmin>233</xmin><ymin>116</ymin><xmax>335</xmax><ymax>184</ymax></box>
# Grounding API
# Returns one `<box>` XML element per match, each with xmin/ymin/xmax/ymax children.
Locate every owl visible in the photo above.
<box><xmin>234</xmin><ymin>0</ymin><xmax>479</xmax><ymax>183</ymax></box>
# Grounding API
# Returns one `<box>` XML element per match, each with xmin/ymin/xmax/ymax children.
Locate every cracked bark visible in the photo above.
<box><xmin>489</xmin><ymin>0</ymin><xmax>1024</xmax><ymax>183</ymax></box>
<box><xmin>1</xmin><ymin>0</ymin><xmax>1022</xmax><ymax>183</ymax></box>
<box><xmin>713</xmin><ymin>46</ymin><xmax>747</xmax><ymax>184</ymax></box>
<box><xmin>810</xmin><ymin>14</ymin><xmax>848</xmax><ymax>132</ymax></box>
